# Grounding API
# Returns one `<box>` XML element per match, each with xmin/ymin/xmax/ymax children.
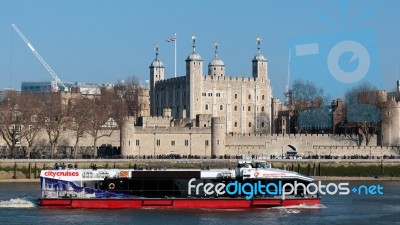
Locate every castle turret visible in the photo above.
<box><xmin>149</xmin><ymin>44</ymin><xmax>165</xmax><ymax>116</ymax></box>
<box><xmin>252</xmin><ymin>36</ymin><xmax>268</xmax><ymax>79</ymax></box>
<box><xmin>381</xmin><ymin>99</ymin><xmax>400</xmax><ymax>146</ymax></box>
<box><xmin>211</xmin><ymin>117</ymin><xmax>226</xmax><ymax>157</ymax></box>
<box><xmin>208</xmin><ymin>42</ymin><xmax>225</xmax><ymax>77</ymax></box>
<box><xmin>186</xmin><ymin>35</ymin><xmax>203</xmax><ymax>119</ymax></box>
<box><xmin>120</xmin><ymin>117</ymin><xmax>136</xmax><ymax>157</ymax></box>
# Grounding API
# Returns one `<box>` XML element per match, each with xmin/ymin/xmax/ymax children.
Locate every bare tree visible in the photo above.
<box><xmin>38</xmin><ymin>92</ymin><xmax>71</xmax><ymax>159</ymax></box>
<box><xmin>19</xmin><ymin>92</ymin><xmax>42</xmax><ymax>158</ymax></box>
<box><xmin>68</xmin><ymin>97</ymin><xmax>90</xmax><ymax>158</ymax></box>
<box><xmin>286</xmin><ymin>79</ymin><xmax>330</xmax><ymax>133</ymax></box>
<box><xmin>84</xmin><ymin>89</ymin><xmax>117</xmax><ymax>157</ymax></box>
<box><xmin>0</xmin><ymin>91</ymin><xmax>21</xmax><ymax>158</ymax></box>
<box><xmin>344</xmin><ymin>82</ymin><xmax>382</xmax><ymax>146</ymax></box>
<box><xmin>114</xmin><ymin>77</ymin><xmax>139</xmax><ymax>116</ymax></box>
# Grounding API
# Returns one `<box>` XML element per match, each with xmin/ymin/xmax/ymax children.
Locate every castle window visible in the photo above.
<box><xmin>234</xmin><ymin>122</ymin><xmax>238</xmax><ymax>127</ymax></box>
<box><xmin>205</xmin><ymin>140</ymin><xmax>209</xmax><ymax>146</ymax></box>
<box><xmin>261</xmin><ymin>106</ymin><xmax>265</xmax><ymax>112</ymax></box>
<box><xmin>214</xmin><ymin>68</ymin><xmax>216</xmax><ymax>70</ymax></box>
<box><xmin>248</xmin><ymin>94</ymin><xmax>251</xmax><ymax>100</ymax></box>
<box><xmin>261</xmin><ymin>122</ymin><xmax>265</xmax><ymax>127</ymax></box>
<box><xmin>249</xmin><ymin>122</ymin><xmax>252</xmax><ymax>127</ymax></box>
<box><xmin>234</xmin><ymin>106</ymin><xmax>238</xmax><ymax>111</ymax></box>
<box><xmin>220</xmin><ymin>105</ymin><xmax>223</xmax><ymax>110</ymax></box>
<box><xmin>262</xmin><ymin>95</ymin><xmax>265</xmax><ymax>100</ymax></box>
<box><xmin>205</xmin><ymin>104</ymin><xmax>209</xmax><ymax>110</ymax></box>
<box><xmin>185</xmin><ymin>140</ymin><xmax>189</xmax><ymax>146</ymax></box>
<box><xmin>234</xmin><ymin>94</ymin><xmax>237</xmax><ymax>99</ymax></box>
<box><xmin>156</xmin><ymin>75</ymin><xmax>158</xmax><ymax>78</ymax></box>
<box><xmin>248</xmin><ymin>106</ymin><xmax>251</xmax><ymax>111</ymax></box>
<box><xmin>202</xmin><ymin>93</ymin><xmax>206</xmax><ymax>96</ymax></box>
<box><xmin>156</xmin><ymin>139</ymin><xmax>161</xmax><ymax>146</ymax></box>
<box><xmin>171</xmin><ymin>140</ymin><xmax>175</xmax><ymax>146</ymax></box>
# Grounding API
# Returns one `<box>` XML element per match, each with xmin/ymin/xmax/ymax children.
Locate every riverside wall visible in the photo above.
<box><xmin>1</xmin><ymin>128</ymin><xmax>398</xmax><ymax>159</ymax></box>
<box><xmin>1</xmin><ymin>159</ymin><xmax>400</xmax><ymax>180</ymax></box>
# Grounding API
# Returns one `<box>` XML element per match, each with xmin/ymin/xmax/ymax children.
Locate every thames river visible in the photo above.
<box><xmin>0</xmin><ymin>181</ymin><xmax>399</xmax><ymax>225</ymax></box>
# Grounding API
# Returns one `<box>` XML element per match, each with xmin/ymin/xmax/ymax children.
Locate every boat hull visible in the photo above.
<box><xmin>38</xmin><ymin>197</ymin><xmax>321</xmax><ymax>209</ymax></box>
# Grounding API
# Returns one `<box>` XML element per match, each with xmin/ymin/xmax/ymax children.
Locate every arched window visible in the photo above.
<box><xmin>261</xmin><ymin>122</ymin><xmax>265</xmax><ymax>127</ymax></box>
<box><xmin>261</xmin><ymin>106</ymin><xmax>265</xmax><ymax>112</ymax></box>
<box><xmin>234</xmin><ymin>122</ymin><xmax>238</xmax><ymax>127</ymax></box>
<box><xmin>248</xmin><ymin>106</ymin><xmax>251</xmax><ymax>111</ymax></box>
<box><xmin>220</xmin><ymin>105</ymin><xmax>223</xmax><ymax>110</ymax></box>
<box><xmin>205</xmin><ymin>104</ymin><xmax>209</xmax><ymax>110</ymax></box>
<box><xmin>234</xmin><ymin>94</ymin><xmax>237</xmax><ymax>99</ymax></box>
<box><xmin>262</xmin><ymin>95</ymin><xmax>265</xmax><ymax>100</ymax></box>
<box><xmin>234</xmin><ymin>106</ymin><xmax>238</xmax><ymax>111</ymax></box>
<box><xmin>248</xmin><ymin>94</ymin><xmax>251</xmax><ymax>100</ymax></box>
<box><xmin>248</xmin><ymin>122</ymin><xmax>252</xmax><ymax>127</ymax></box>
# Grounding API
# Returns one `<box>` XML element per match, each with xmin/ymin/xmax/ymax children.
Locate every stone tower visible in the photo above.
<box><xmin>149</xmin><ymin>44</ymin><xmax>165</xmax><ymax>116</ymax></box>
<box><xmin>208</xmin><ymin>43</ymin><xmax>225</xmax><ymax>77</ymax></box>
<box><xmin>252</xmin><ymin>36</ymin><xmax>268</xmax><ymax>79</ymax></box>
<box><xmin>381</xmin><ymin>98</ymin><xmax>400</xmax><ymax>146</ymax></box>
<box><xmin>211</xmin><ymin>117</ymin><xmax>226</xmax><ymax>157</ymax></box>
<box><xmin>120</xmin><ymin>116</ymin><xmax>136</xmax><ymax>156</ymax></box>
<box><xmin>186</xmin><ymin>35</ymin><xmax>203</xmax><ymax>119</ymax></box>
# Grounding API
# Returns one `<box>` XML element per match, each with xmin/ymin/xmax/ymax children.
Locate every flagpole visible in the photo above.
<box><xmin>174</xmin><ymin>33</ymin><xmax>177</xmax><ymax>78</ymax></box>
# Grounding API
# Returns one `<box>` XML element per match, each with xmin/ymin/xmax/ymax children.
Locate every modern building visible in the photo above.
<box><xmin>0</xmin><ymin>88</ymin><xmax>17</xmax><ymax>102</ymax></box>
<box><xmin>21</xmin><ymin>81</ymin><xmax>73</xmax><ymax>93</ymax></box>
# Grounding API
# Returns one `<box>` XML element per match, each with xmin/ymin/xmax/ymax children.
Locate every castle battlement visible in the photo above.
<box><xmin>202</xmin><ymin>75</ymin><xmax>266</xmax><ymax>83</ymax></box>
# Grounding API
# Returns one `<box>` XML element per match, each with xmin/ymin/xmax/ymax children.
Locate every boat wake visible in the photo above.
<box><xmin>276</xmin><ymin>204</ymin><xmax>327</xmax><ymax>209</ymax></box>
<box><xmin>0</xmin><ymin>198</ymin><xmax>36</xmax><ymax>208</ymax></box>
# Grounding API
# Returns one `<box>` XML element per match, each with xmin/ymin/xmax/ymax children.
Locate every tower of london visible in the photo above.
<box><xmin>149</xmin><ymin>36</ymin><xmax>272</xmax><ymax>134</ymax></box>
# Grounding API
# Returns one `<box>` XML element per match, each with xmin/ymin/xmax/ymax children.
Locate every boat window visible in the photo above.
<box><xmin>255</xmin><ymin>162</ymin><xmax>266</xmax><ymax>168</ymax></box>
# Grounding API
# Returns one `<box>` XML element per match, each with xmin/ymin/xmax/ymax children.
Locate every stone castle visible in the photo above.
<box><xmin>1</xmin><ymin>36</ymin><xmax>400</xmax><ymax>159</ymax></box>
<box><xmin>120</xmin><ymin>36</ymin><xmax>399</xmax><ymax>158</ymax></box>
<box><xmin>149</xmin><ymin>36</ymin><xmax>271</xmax><ymax>134</ymax></box>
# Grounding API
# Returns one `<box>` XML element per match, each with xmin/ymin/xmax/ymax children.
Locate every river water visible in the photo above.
<box><xmin>0</xmin><ymin>180</ymin><xmax>399</xmax><ymax>225</ymax></box>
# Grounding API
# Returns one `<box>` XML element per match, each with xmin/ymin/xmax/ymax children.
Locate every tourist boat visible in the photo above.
<box><xmin>38</xmin><ymin>161</ymin><xmax>320</xmax><ymax>209</ymax></box>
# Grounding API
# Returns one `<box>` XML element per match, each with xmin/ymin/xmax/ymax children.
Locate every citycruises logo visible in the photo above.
<box><xmin>44</xmin><ymin>171</ymin><xmax>80</xmax><ymax>177</ymax></box>
<box><xmin>187</xmin><ymin>179</ymin><xmax>384</xmax><ymax>200</ymax></box>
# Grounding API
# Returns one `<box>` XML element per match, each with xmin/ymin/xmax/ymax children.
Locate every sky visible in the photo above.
<box><xmin>1</xmin><ymin>0</ymin><xmax>400</xmax><ymax>101</ymax></box>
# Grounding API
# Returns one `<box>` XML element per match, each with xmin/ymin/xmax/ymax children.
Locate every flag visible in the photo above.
<box><xmin>165</xmin><ymin>35</ymin><xmax>176</xmax><ymax>42</ymax></box>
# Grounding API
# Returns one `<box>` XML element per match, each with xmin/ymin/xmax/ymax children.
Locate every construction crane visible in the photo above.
<box><xmin>11</xmin><ymin>24</ymin><xmax>67</xmax><ymax>92</ymax></box>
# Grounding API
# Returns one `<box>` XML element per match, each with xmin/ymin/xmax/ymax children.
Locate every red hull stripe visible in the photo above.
<box><xmin>39</xmin><ymin>198</ymin><xmax>321</xmax><ymax>209</ymax></box>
